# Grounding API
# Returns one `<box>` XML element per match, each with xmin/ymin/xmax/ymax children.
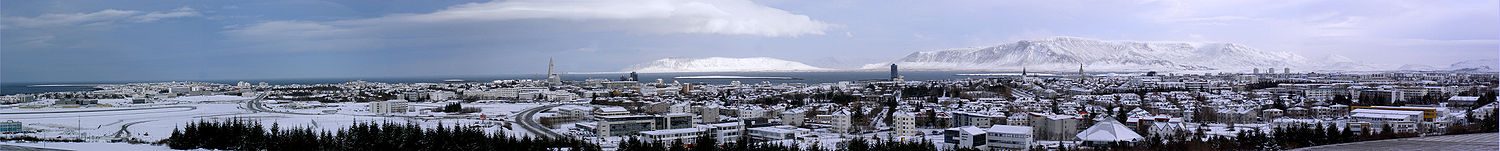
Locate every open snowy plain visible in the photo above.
<box><xmin>1</xmin><ymin>95</ymin><xmax>550</xmax><ymax>150</ymax></box>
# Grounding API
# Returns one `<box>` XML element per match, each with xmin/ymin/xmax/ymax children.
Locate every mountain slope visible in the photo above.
<box><xmin>1449</xmin><ymin>59</ymin><xmax>1499</xmax><ymax>72</ymax></box>
<box><xmin>623</xmin><ymin>57</ymin><xmax>828</xmax><ymax>73</ymax></box>
<box><xmin>865</xmin><ymin>37</ymin><xmax>1310</xmax><ymax>71</ymax></box>
<box><xmin>1306</xmin><ymin>54</ymin><xmax>1387</xmax><ymax>71</ymax></box>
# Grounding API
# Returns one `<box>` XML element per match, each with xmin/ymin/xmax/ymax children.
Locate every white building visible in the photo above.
<box><xmin>428</xmin><ymin>91</ymin><xmax>457</xmax><ymax>101</ymax></box>
<box><xmin>893</xmin><ymin>111</ymin><xmax>918</xmax><ymax>137</ymax></box>
<box><xmin>542</xmin><ymin>91</ymin><xmax>579</xmax><ymax>101</ymax></box>
<box><xmin>1350</xmin><ymin>109</ymin><xmax>1424</xmax><ymax>123</ymax></box>
<box><xmin>639</xmin><ymin>127</ymin><xmax>704</xmax><ymax>144</ymax></box>
<box><xmin>747</xmin><ymin>126</ymin><xmax>810</xmax><ymax>142</ymax></box>
<box><xmin>944</xmin><ymin>126</ymin><xmax>987</xmax><ymax>149</ymax></box>
<box><xmin>985</xmin><ymin>125</ymin><xmax>1034</xmax><ymax>151</ymax></box>
<box><xmin>781</xmin><ymin>110</ymin><xmax>804</xmax><ymax>126</ymax></box>
<box><xmin>832</xmin><ymin>110</ymin><xmax>853</xmax><ymax>133</ymax></box>
<box><xmin>1076</xmin><ymin>119</ymin><xmax>1142</xmax><ymax>147</ymax></box>
<box><xmin>705</xmin><ymin>122</ymin><xmax>744</xmax><ymax>144</ymax></box>
<box><xmin>0</xmin><ymin>95</ymin><xmax>36</xmax><ymax>104</ymax></box>
<box><xmin>367</xmin><ymin>100</ymin><xmax>410</xmax><ymax>114</ymax></box>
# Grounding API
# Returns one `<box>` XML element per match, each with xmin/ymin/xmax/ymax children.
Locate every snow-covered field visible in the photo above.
<box><xmin>1</xmin><ymin>96</ymin><xmax>552</xmax><ymax>149</ymax></box>
<box><xmin>0</xmin><ymin>141</ymin><xmax>173</xmax><ymax>151</ymax></box>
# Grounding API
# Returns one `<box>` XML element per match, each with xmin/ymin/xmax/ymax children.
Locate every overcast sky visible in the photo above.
<box><xmin>3</xmin><ymin>0</ymin><xmax>1496</xmax><ymax>82</ymax></box>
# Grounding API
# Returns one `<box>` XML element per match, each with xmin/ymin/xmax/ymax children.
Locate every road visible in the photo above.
<box><xmin>241</xmin><ymin>92</ymin><xmax>323</xmax><ymax>115</ymax></box>
<box><xmin>110</xmin><ymin>120</ymin><xmax>154</xmax><ymax>139</ymax></box>
<box><xmin>1291</xmin><ymin>133</ymin><xmax>1498</xmax><ymax>151</ymax></box>
<box><xmin>516</xmin><ymin>104</ymin><xmax>565</xmax><ymax>139</ymax></box>
<box><xmin>0</xmin><ymin>144</ymin><xmax>71</xmax><ymax>151</ymax></box>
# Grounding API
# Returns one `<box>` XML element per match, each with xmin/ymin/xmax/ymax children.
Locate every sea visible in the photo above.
<box><xmin>1</xmin><ymin>71</ymin><xmax>1142</xmax><ymax>95</ymax></box>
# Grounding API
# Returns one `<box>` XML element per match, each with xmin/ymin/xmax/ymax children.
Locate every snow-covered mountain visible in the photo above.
<box><xmin>1305</xmin><ymin>54</ymin><xmax>1388</xmax><ymax>71</ymax></box>
<box><xmin>1396</xmin><ymin>64</ymin><xmax>1440</xmax><ymax>71</ymax></box>
<box><xmin>864</xmin><ymin>37</ymin><xmax>1310</xmax><ymax>71</ymax></box>
<box><xmin>623</xmin><ymin>57</ymin><xmax>828</xmax><ymax>73</ymax></box>
<box><xmin>1449</xmin><ymin>59</ymin><xmax>1499</xmax><ymax>72</ymax></box>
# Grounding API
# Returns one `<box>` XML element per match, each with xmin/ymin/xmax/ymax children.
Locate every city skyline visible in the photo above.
<box><xmin>4</xmin><ymin>0</ymin><xmax>1498</xmax><ymax>83</ymax></box>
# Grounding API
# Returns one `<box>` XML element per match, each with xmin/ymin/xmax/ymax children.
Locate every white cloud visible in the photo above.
<box><xmin>3</xmin><ymin>9</ymin><xmax>140</xmax><ymax>28</ymax></box>
<box><xmin>1129</xmin><ymin>0</ymin><xmax>1498</xmax><ymax>64</ymax></box>
<box><xmin>133</xmin><ymin>7</ymin><xmax>201</xmax><ymax>23</ymax></box>
<box><xmin>22</xmin><ymin>35</ymin><xmax>56</xmax><ymax>47</ymax></box>
<box><xmin>2</xmin><ymin>7</ymin><xmax>200</xmax><ymax>29</ymax></box>
<box><xmin>400</xmin><ymin>0</ymin><xmax>832</xmax><ymax>37</ymax></box>
<box><xmin>225</xmin><ymin>0</ymin><xmax>829</xmax><ymax>47</ymax></box>
<box><xmin>223</xmin><ymin>0</ymin><xmax>831</xmax><ymax>51</ymax></box>
<box><xmin>221</xmin><ymin>21</ymin><xmax>384</xmax><ymax>51</ymax></box>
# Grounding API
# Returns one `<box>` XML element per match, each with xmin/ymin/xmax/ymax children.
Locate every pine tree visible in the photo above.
<box><xmin>167</xmin><ymin>127</ymin><xmax>191</xmax><ymax>149</ymax></box>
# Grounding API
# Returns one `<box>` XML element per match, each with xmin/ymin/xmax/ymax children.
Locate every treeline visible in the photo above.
<box><xmin>163</xmin><ymin>119</ymin><xmax>599</xmax><ymax>151</ymax></box>
<box><xmin>615</xmin><ymin>133</ymin><xmax>960</xmax><ymax>151</ymax></box>
<box><xmin>1099</xmin><ymin>119</ymin><xmax>1500</xmax><ymax>151</ymax></box>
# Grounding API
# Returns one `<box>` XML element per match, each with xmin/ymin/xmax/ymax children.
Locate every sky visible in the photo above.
<box><xmin>2</xmin><ymin>0</ymin><xmax>1497</xmax><ymax>83</ymax></box>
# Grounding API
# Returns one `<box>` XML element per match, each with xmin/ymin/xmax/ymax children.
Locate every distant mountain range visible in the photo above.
<box><xmin>621</xmin><ymin>37</ymin><xmax>1496</xmax><ymax>73</ymax></box>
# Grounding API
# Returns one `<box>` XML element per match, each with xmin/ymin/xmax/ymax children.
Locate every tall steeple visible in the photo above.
<box><xmin>1078</xmin><ymin>63</ymin><xmax>1086</xmax><ymax>79</ymax></box>
<box><xmin>548</xmin><ymin>57</ymin><xmax>554</xmax><ymax>76</ymax></box>
<box><xmin>546</xmin><ymin>57</ymin><xmax>562</xmax><ymax>85</ymax></box>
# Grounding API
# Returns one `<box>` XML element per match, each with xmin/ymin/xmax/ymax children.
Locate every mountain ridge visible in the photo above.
<box><xmin>864</xmin><ymin>37</ymin><xmax>1314</xmax><ymax>72</ymax></box>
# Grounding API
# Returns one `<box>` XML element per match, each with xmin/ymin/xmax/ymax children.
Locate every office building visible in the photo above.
<box><xmin>1028</xmin><ymin>113</ymin><xmax>1079</xmax><ymax>141</ymax></box>
<box><xmin>944</xmin><ymin>126</ymin><xmax>987</xmax><ymax>149</ymax></box>
<box><xmin>0</xmin><ymin>121</ymin><xmax>20</xmax><ymax>133</ymax></box>
<box><xmin>367</xmin><ymin>100</ymin><xmax>409</xmax><ymax>114</ymax></box>
<box><xmin>985</xmin><ymin>125</ymin><xmax>1033</xmax><ymax>151</ymax></box>
<box><xmin>894</xmin><ymin>111</ymin><xmax>918</xmax><ymax>137</ymax></box>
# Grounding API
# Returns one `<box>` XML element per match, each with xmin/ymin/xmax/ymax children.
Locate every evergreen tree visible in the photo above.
<box><xmin>670</xmin><ymin>139</ymin><xmax>688</xmax><ymax>151</ymax></box>
<box><xmin>1381</xmin><ymin>123</ymin><xmax>1395</xmax><ymax>136</ymax></box>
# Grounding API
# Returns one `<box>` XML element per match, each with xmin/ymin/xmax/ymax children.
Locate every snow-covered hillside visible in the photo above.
<box><xmin>623</xmin><ymin>57</ymin><xmax>828</xmax><ymax>73</ymax></box>
<box><xmin>1305</xmin><ymin>54</ymin><xmax>1388</xmax><ymax>71</ymax></box>
<box><xmin>1396</xmin><ymin>64</ymin><xmax>1440</xmax><ymax>71</ymax></box>
<box><xmin>1391</xmin><ymin>59</ymin><xmax>1497</xmax><ymax>72</ymax></box>
<box><xmin>864</xmin><ymin>37</ymin><xmax>1315</xmax><ymax>71</ymax></box>
<box><xmin>1449</xmin><ymin>59</ymin><xmax>1499</xmax><ymax>72</ymax></box>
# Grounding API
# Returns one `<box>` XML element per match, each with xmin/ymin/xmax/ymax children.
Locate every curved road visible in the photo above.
<box><xmin>517</xmin><ymin>104</ymin><xmax>565</xmax><ymax>139</ymax></box>
<box><xmin>242</xmin><ymin>92</ymin><xmax>323</xmax><ymax>115</ymax></box>
<box><xmin>111</xmin><ymin>120</ymin><xmax>155</xmax><ymax>138</ymax></box>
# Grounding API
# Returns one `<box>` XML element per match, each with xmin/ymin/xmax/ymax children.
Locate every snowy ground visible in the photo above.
<box><xmin>0</xmin><ymin>141</ymin><xmax>173</xmax><ymax>151</ymax></box>
<box><xmin>1</xmin><ymin>96</ymin><xmax>551</xmax><ymax>149</ymax></box>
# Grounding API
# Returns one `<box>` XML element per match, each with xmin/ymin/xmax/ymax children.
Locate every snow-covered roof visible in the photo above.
<box><xmin>1449</xmin><ymin>96</ymin><xmax>1480</xmax><ymax>101</ymax></box>
<box><xmin>1350</xmin><ymin>109</ymin><xmax>1424</xmax><ymax>115</ymax></box>
<box><xmin>1351</xmin><ymin>113</ymin><xmax>1415</xmax><ymax>120</ymax></box>
<box><xmin>893</xmin><ymin>111</ymin><xmax>915</xmax><ymax>117</ymax></box>
<box><xmin>947</xmin><ymin>126</ymin><xmax>986</xmax><ymax>135</ymax></box>
<box><xmin>1076</xmin><ymin>120</ymin><xmax>1143</xmax><ymax>142</ymax></box>
<box><xmin>986</xmin><ymin>125</ymin><xmax>1032</xmax><ymax>134</ymax></box>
